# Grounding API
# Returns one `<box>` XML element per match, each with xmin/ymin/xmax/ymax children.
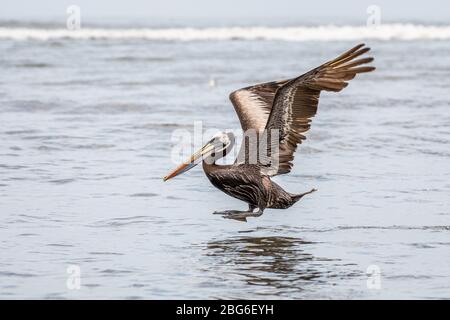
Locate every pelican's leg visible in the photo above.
<box><xmin>212</xmin><ymin>209</ymin><xmax>247</xmax><ymax>215</ymax></box>
<box><xmin>223</xmin><ymin>206</ymin><xmax>264</xmax><ymax>222</ymax></box>
<box><xmin>212</xmin><ymin>204</ymin><xmax>256</xmax><ymax>216</ymax></box>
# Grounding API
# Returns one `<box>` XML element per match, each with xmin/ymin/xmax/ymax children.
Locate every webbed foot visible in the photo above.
<box><xmin>212</xmin><ymin>210</ymin><xmax>244</xmax><ymax>215</ymax></box>
<box><xmin>222</xmin><ymin>210</ymin><xmax>264</xmax><ymax>222</ymax></box>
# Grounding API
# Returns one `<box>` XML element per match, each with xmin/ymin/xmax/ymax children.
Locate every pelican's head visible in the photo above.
<box><xmin>163</xmin><ymin>131</ymin><xmax>235</xmax><ymax>181</ymax></box>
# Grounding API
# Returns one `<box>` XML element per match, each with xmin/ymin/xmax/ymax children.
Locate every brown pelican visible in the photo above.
<box><xmin>163</xmin><ymin>44</ymin><xmax>375</xmax><ymax>221</ymax></box>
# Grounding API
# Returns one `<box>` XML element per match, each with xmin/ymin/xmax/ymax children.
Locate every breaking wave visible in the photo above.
<box><xmin>1</xmin><ymin>24</ymin><xmax>450</xmax><ymax>41</ymax></box>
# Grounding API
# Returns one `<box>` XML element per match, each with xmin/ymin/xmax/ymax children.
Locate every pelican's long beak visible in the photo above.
<box><xmin>163</xmin><ymin>141</ymin><xmax>215</xmax><ymax>181</ymax></box>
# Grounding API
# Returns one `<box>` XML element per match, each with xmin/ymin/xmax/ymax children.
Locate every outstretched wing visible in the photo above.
<box><xmin>229</xmin><ymin>79</ymin><xmax>289</xmax><ymax>132</ymax></box>
<box><xmin>264</xmin><ymin>43</ymin><xmax>375</xmax><ymax>175</ymax></box>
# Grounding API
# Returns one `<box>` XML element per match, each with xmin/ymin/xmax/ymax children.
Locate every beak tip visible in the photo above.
<box><xmin>163</xmin><ymin>150</ymin><xmax>203</xmax><ymax>183</ymax></box>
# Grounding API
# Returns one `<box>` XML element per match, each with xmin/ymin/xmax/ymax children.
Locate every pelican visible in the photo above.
<box><xmin>163</xmin><ymin>44</ymin><xmax>375</xmax><ymax>221</ymax></box>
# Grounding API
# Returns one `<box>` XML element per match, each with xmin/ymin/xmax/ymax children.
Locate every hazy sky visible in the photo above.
<box><xmin>1</xmin><ymin>0</ymin><xmax>448</xmax><ymax>24</ymax></box>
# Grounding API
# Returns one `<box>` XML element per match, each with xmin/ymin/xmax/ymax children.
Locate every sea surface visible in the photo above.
<box><xmin>0</xmin><ymin>21</ymin><xmax>449</xmax><ymax>299</ymax></box>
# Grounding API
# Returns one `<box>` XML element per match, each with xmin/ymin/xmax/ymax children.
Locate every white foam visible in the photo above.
<box><xmin>1</xmin><ymin>24</ymin><xmax>450</xmax><ymax>41</ymax></box>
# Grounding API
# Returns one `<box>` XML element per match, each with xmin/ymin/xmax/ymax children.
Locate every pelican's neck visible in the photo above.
<box><xmin>202</xmin><ymin>158</ymin><xmax>234</xmax><ymax>178</ymax></box>
<box><xmin>202</xmin><ymin>152</ymin><xmax>225</xmax><ymax>173</ymax></box>
<box><xmin>202</xmin><ymin>159</ymin><xmax>218</xmax><ymax>176</ymax></box>
<box><xmin>202</xmin><ymin>154</ymin><xmax>220</xmax><ymax>168</ymax></box>
<box><xmin>202</xmin><ymin>140</ymin><xmax>234</xmax><ymax>173</ymax></box>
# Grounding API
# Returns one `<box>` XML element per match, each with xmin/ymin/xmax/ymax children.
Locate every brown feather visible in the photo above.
<box><xmin>262</xmin><ymin>44</ymin><xmax>375</xmax><ymax>176</ymax></box>
<box><xmin>229</xmin><ymin>44</ymin><xmax>375</xmax><ymax>176</ymax></box>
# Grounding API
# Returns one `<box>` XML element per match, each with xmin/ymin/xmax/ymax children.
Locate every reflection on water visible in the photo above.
<box><xmin>205</xmin><ymin>235</ymin><xmax>356</xmax><ymax>298</ymax></box>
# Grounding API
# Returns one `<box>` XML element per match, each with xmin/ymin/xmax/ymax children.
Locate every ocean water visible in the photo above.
<box><xmin>0</xmin><ymin>22</ymin><xmax>449</xmax><ymax>299</ymax></box>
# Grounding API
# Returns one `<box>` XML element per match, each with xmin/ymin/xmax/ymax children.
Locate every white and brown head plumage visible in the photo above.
<box><xmin>230</xmin><ymin>43</ymin><xmax>375</xmax><ymax>176</ymax></box>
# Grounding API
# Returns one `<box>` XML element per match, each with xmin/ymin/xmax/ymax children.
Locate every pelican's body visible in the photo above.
<box><xmin>164</xmin><ymin>44</ymin><xmax>375</xmax><ymax>221</ymax></box>
<box><xmin>204</xmin><ymin>162</ymin><xmax>315</xmax><ymax>213</ymax></box>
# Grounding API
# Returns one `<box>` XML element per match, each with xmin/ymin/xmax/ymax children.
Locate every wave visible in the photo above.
<box><xmin>1</xmin><ymin>24</ymin><xmax>450</xmax><ymax>41</ymax></box>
